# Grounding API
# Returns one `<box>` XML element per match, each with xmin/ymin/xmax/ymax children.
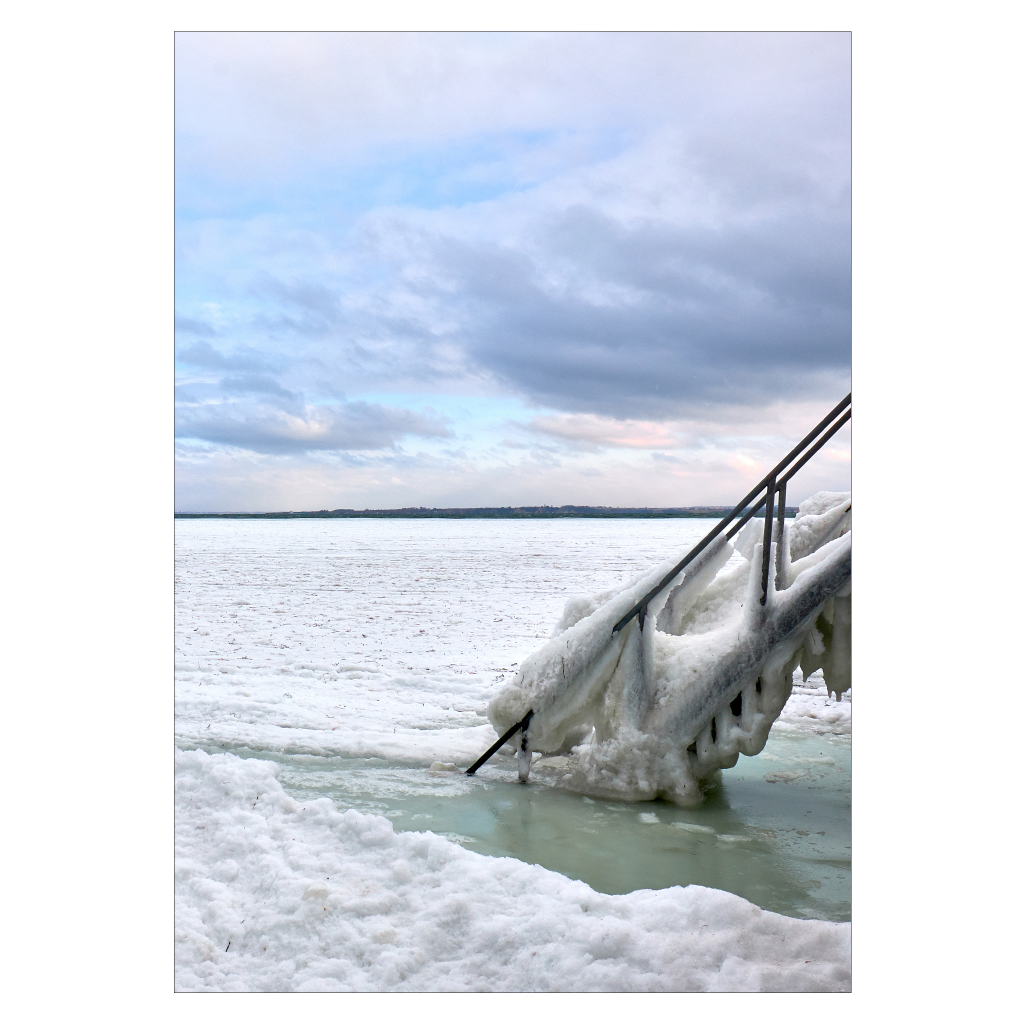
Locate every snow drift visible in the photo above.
<box><xmin>175</xmin><ymin>748</ymin><xmax>851</xmax><ymax>992</ymax></box>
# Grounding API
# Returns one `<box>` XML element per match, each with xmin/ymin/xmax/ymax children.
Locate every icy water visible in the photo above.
<box><xmin>220</xmin><ymin>724</ymin><xmax>849</xmax><ymax>923</ymax></box>
<box><xmin>176</xmin><ymin>517</ymin><xmax>851</xmax><ymax>923</ymax></box>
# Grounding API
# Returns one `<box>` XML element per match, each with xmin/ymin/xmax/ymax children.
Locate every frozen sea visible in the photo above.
<box><xmin>175</xmin><ymin>518</ymin><xmax>852</xmax><ymax>991</ymax></box>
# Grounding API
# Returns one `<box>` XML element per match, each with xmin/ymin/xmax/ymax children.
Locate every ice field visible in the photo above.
<box><xmin>175</xmin><ymin>518</ymin><xmax>851</xmax><ymax>991</ymax></box>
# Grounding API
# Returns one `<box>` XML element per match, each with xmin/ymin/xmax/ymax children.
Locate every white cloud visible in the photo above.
<box><xmin>176</xmin><ymin>32</ymin><xmax>849</xmax><ymax>181</ymax></box>
<box><xmin>175</xmin><ymin>400</ymin><xmax>452</xmax><ymax>454</ymax></box>
<box><xmin>526</xmin><ymin>413</ymin><xmax>686</xmax><ymax>450</ymax></box>
<box><xmin>175</xmin><ymin>32</ymin><xmax>851</xmax><ymax>509</ymax></box>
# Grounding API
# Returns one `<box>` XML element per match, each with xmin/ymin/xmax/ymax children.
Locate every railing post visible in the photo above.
<box><xmin>774</xmin><ymin>479</ymin><xmax>787</xmax><ymax>592</ymax></box>
<box><xmin>465</xmin><ymin>709</ymin><xmax>534</xmax><ymax>775</ymax></box>
<box><xmin>517</xmin><ymin>720</ymin><xmax>532</xmax><ymax>783</ymax></box>
<box><xmin>760</xmin><ymin>475</ymin><xmax>775</xmax><ymax>606</ymax></box>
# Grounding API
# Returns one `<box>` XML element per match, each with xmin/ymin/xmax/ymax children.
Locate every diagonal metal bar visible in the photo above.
<box><xmin>778</xmin><ymin>408</ymin><xmax>852</xmax><ymax>486</ymax></box>
<box><xmin>464</xmin><ymin>710</ymin><xmax>533</xmax><ymax>775</ymax></box>
<box><xmin>612</xmin><ymin>393</ymin><xmax>851</xmax><ymax>634</ymax></box>
<box><xmin>726</xmin><ymin>492</ymin><xmax>769</xmax><ymax>540</ymax></box>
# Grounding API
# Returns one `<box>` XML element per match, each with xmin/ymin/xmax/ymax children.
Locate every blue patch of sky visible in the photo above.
<box><xmin>328</xmin><ymin>392</ymin><xmax>546</xmax><ymax>429</ymax></box>
<box><xmin>174</xmin><ymin>124</ymin><xmax>639</xmax><ymax>342</ymax></box>
<box><xmin>175</xmin><ymin>126</ymin><xmax>635</xmax><ymax>225</ymax></box>
<box><xmin>330</xmin><ymin>393</ymin><xmax>556</xmax><ymax>457</ymax></box>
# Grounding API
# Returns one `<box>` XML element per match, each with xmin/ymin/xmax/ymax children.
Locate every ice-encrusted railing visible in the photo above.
<box><xmin>465</xmin><ymin>396</ymin><xmax>852</xmax><ymax>805</ymax></box>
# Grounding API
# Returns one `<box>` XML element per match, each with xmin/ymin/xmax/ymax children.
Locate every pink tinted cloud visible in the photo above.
<box><xmin>526</xmin><ymin>413</ymin><xmax>685</xmax><ymax>450</ymax></box>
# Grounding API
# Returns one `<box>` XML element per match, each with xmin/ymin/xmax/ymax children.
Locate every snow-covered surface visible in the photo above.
<box><xmin>175</xmin><ymin>518</ymin><xmax>754</xmax><ymax>763</ymax></box>
<box><xmin>176</xmin><ymin>747</ymin><xmax>851</xmax><ymax>992</ymax></box>
<box><xmin>175</xmin><ymin>517</ymin><xmax>851</xmax><ymax>991</ymax></box>
<box><xmin>174</xmin><ymin>516</ymin><xmax>848</xmax><ymax>767</ymax></box>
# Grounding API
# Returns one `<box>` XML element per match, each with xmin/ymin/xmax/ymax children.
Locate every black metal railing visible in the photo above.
<box><xmin>463</xmin><ymin>394</ymin><xmax>851</xmax><ymax>776</ymax></box>
<box><xmin>611</xmin><ymin>393</ymin><xmax>851</xmax><ymax>632</ymax></box>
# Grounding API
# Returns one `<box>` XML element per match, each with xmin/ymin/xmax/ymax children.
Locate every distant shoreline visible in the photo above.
<box><xmin>175</xmin><ymin>505</ymin><xmax>798</xmax><ymax>520</ymax></box>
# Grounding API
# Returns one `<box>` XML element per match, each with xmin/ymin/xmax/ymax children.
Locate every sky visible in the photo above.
<box><xmin>175</xmin><ymin>31</ymin><xmax>851</xmax><ymax>512</ymax></box>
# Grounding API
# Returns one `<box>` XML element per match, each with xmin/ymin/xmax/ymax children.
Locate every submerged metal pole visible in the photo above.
<box><xmin>464</xmin><ymin>710</ymin><xmax>534</xmax><ymax>775</ymax></box>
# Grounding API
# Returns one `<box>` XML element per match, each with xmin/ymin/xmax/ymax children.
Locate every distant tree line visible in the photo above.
<box><xmin>174</xmin><ymin>505</ymin><xmax>798</xmax><ymax>520</ymax></box>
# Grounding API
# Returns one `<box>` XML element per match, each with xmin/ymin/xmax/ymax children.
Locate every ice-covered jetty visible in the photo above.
<box><xmin>486</xmin><ymin>491</ymin><xmax>851</xmax><ymax>805</ymax></box>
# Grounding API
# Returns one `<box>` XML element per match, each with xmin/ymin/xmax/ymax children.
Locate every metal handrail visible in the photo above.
<box><xmin>462</xmin><ymin>393</ymin><xmax>851</xmax><ymax>777</ymax></box>
<box><xmin>722</xmin><ymin>408</ymin><xmax>852</xmax><ymax>542</ymax></box>
<box><xmin>611</xmin><ymin>393</ymin><xmax>852</xmax><ymax>633</ymax></box>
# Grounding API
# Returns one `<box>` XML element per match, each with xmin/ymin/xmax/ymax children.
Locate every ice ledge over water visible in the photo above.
<box><xmin>488</xmin><ymin>492</ymin><xmax>852</xmax><ymax>805</ymax></box>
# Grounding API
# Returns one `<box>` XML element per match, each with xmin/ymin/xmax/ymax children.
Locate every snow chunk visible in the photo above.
<box><xmin>795</xmin><ymin>491</ymin><xmax>851</xmax><ymax>520</ymax></box>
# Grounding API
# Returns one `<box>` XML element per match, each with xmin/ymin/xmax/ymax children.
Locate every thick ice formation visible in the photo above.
<box><xmin>487</xmin><ymin>492</ymin><xmax>852</xmax><ymax>804</ymax></box>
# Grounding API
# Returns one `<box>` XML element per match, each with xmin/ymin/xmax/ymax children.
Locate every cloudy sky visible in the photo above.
<box><xmin>175</xmin><ymin>32</ymin><xmax>851</xmax><ymax>512</ymax></box>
